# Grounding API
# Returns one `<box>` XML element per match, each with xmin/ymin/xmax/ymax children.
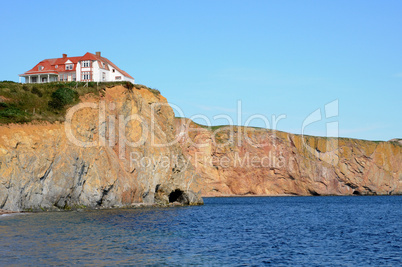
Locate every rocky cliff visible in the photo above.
<box><xmin>176</xmin><ymin>118</ymin><xmax>402</xmax><ymax>196</ymax></box>
<box><xmin>1</xmin><ymin>85</ymin><xmax>401</xmax><ymax>212</ymax></box>
<box><xmin>0</xmin><ymin>86</ymin><xmax>203</xmax><ymax>211</ymax></box>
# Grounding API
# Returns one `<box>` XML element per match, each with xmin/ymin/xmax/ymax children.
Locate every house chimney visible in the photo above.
<box><xmin>96</xmin><ymin>51</ymin><xmax>101</xmax><ymax>57</ymax></box>
<box><xmin>62</xmin><ymin>53</ymin><xmax>67</xmax><ymax>58</ymax></box>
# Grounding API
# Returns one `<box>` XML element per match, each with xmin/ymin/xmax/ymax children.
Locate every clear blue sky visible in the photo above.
<box><xmin>1</xmin><ymin>0</ymin><xmax>401</xmax><ymax>141</ymax></box>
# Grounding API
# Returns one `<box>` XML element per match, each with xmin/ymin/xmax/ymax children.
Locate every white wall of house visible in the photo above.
<box><xmin>93</xmin><ymin>61</ymin><xmax>112</xmax><ymax>82</ymax></box>
<box><xmin>76</xmin><ymin>62</ymin><xmax>81</xmax><ymax>81</ymax></box>
<box><xmin>105</xmin><ymin>63</ymin><xmax>134</xmax><ymax>83</ymax></box>
<box><xmin>90</xmin><ymin>61</ymin><xmax>134</xmax><ymax>83</ymax></box>
<box><xmin>111</xmin><ymin>68</ymin><xmax>125</xmax><ymax>81</ymax></box>
<box><xmin>110</xmin><ymin>68</ymin><xmax>135</xmax><ymax>83</ymax></box>
<box><xmin>92</xmin><ymin>61</ymin><xmax>101</xmax><ymax>82</ymax></box>
<box><xmin>96</xmin><ymin>62</ymin><xmax>112</xmax><ymax>82</ymax></box>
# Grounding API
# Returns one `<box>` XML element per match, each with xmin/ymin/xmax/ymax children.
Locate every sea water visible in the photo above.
<box><xmin>0</xmin><ymin>196</ymin><xmax>401</xmax><ymax>265</ymax></box>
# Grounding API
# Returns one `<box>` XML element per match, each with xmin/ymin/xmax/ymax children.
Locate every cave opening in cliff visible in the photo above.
<box><xmin>169</xmin><ymin>189</ymin><xmax>184</xmax><ymax>203</ymax></box>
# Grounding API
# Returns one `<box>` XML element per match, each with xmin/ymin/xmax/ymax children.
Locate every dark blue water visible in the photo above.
<box><xmin>0</xmin><ymin>196</ymin><xmax>401</xmax><ymax>266</ymax></box>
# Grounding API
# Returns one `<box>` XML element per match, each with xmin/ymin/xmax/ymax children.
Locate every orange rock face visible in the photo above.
<box><xmin>0</xmin><ymin>86</ymin><xmax>203</xmax><ymax>211</ymax></box>
<box><xmin>175</xmin><ymin>118</ymin><xmax>402</xmax><ymax>196</ymax></box>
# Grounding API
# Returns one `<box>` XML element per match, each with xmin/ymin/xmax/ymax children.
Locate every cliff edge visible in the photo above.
<box><xmin>176</xmin><ymin>118</ymin><xmax>402</xmax><ymax>196</ymax></box>
<box><xmin>0</xmin><ymin>86</ymin><xmax>203</xmax><ymax>211</ymax></box>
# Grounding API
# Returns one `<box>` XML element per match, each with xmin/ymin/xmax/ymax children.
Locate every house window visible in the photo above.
<box><xmin>55</xmin><ymin>65</ymin><xmax>58</xmax><ymax>69</ymax></box>
<box><xmin>112</xmin><ymin>69</ymin><xmax>115</xmax><ymax>73</ymax></box>
<box><xmin>72</xmin><ymin>73</ymin><xmax>76</xmax><ymax>81</ymax></box>
<box><xmin>65</xmin><ymin>64</ymin><xmax>73</xmax><ymax>70</ymax></box>
<box><xmin>102</xmin><ymin>72</ymin><xmax>106</xmax><ymax>81</ymax></box>
<box><xmin>82</xmin><ymin>61</ymin><xmax>90</xmax><ymax>68</ymax></box>
<box><xmin>115</xmin><ymin>76</ymin><xmax>121</xmax><ymax>80</ymax></box>
<box><xmin>32</xmin><ymin>77</ymin><xmax>37</xmax><ymax>83</ymax></box>
<box><xmin>59</xmin><ymin>74</ymin><xmax>68</xmax><ymax>81</ymax></box>
<box><xmin>82</xmin><ymin>72</ymin><xmax>90</xmax><ymax>80</ymax></box>
<box><xmin>38</xmin><ymin>66</ymin><xmax>43</xmax><ymax>71</ymax></box>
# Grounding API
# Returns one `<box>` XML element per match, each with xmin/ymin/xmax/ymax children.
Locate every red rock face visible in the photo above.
<box><xmin>175</xmin><ymin>118</ymin><xmax>402</xmax><ymax>197</ymax></box>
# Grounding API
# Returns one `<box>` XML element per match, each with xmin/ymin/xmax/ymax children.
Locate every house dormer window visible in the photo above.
<box><xmin>82</xmin><ymin>61</ymin><xmax>90</xmax><ymax>68</ymax></box>
<box><xmin>65</xmin><ymin>64</ymin><xmax>73</xmax><ymax>70</ymax></box>
<box><xmin>38</xmin><ymin>66</ymin><xmax>44</xmax><ymax>71</ymax></box>
<box><xmin>55</xmin><ymin>65</ymin><xmax>58</xmax><ymax>69</ymax></box>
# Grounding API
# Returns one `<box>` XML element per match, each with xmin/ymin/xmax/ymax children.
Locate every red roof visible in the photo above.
<box><xmin>20</xmin><ymin>52</ymin><xmax>134</xmax><ymax>79</ymax></box>
<box><xmin>80</xmin><ymin>52</ymin><xmax>98</xmax><ymax>61</ymax></box>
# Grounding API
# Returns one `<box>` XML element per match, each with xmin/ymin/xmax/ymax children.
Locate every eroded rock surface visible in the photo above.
<box><xmin>176</xmin><ymin>118</ymin><xmax>402</xmax><ymax>196</ymax></box>
<box><xmin>0</xmin><ymin>86</ymin><xmax>202</xmax><ymax>211</ymax></box>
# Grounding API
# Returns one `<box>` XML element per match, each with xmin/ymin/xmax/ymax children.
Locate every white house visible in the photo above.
<box><xmin>19</xmin><ymin>52</ymin><xmax>134</xmax><ymax>84</ymax></box>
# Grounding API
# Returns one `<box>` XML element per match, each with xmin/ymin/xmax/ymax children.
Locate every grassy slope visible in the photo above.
<box><xmin>0</xmin><ymin>81</ymin><xmax>159</xmax><ymax>124</ymax></box>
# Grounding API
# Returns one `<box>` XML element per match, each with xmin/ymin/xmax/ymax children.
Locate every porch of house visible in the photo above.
<box><xmin>20</xmin><ymin>74</ymin><xmax>59</xmax><ymax>84</ymax></box>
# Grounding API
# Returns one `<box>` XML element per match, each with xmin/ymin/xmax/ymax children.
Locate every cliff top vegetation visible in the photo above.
<box><xmin>0</xmin><ymin>81</ymin><xmax>159</xmax><ymax>124</ymax></box>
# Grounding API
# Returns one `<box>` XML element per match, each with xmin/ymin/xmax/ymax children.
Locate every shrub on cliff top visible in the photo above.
<box><xmin>124</xmin><ymin>81</ymin><xmax>134</xmax><ymax>90</ymax></box>
<box><xmin>31</xmin><ymin>87</ymin><xmax>43</xmax><ymax>97</ymax></box>
<box><xmin>0</xmin><ymin>103</ymin><xmax>30</xmax><ymax>123</ymax></box>
<box><xmin>48</xmin><ymin>87</ymin><xmax>78</xmax><ymax>110</ymax></box>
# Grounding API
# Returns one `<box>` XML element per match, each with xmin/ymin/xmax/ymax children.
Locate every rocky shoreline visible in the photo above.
<box><xmin>0</xmin><ymin>209</ymin><xmax>21</xmax><ymax>216</ymax></box>
<box><xmin>0</xmin><ymin>200</ymin><xmax>198</xmax><ymax>215</ymax></box>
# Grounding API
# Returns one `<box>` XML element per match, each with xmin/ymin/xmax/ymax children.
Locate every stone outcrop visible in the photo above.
<box><xmin>0</xmin><ymin>86</ymin><xmax>203</xmax><ymax>211</ymax></box>
<box><xmin>176</xmin><ymin>118</ymin><xmax>402</xmax><ymax>196</ymax></box>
